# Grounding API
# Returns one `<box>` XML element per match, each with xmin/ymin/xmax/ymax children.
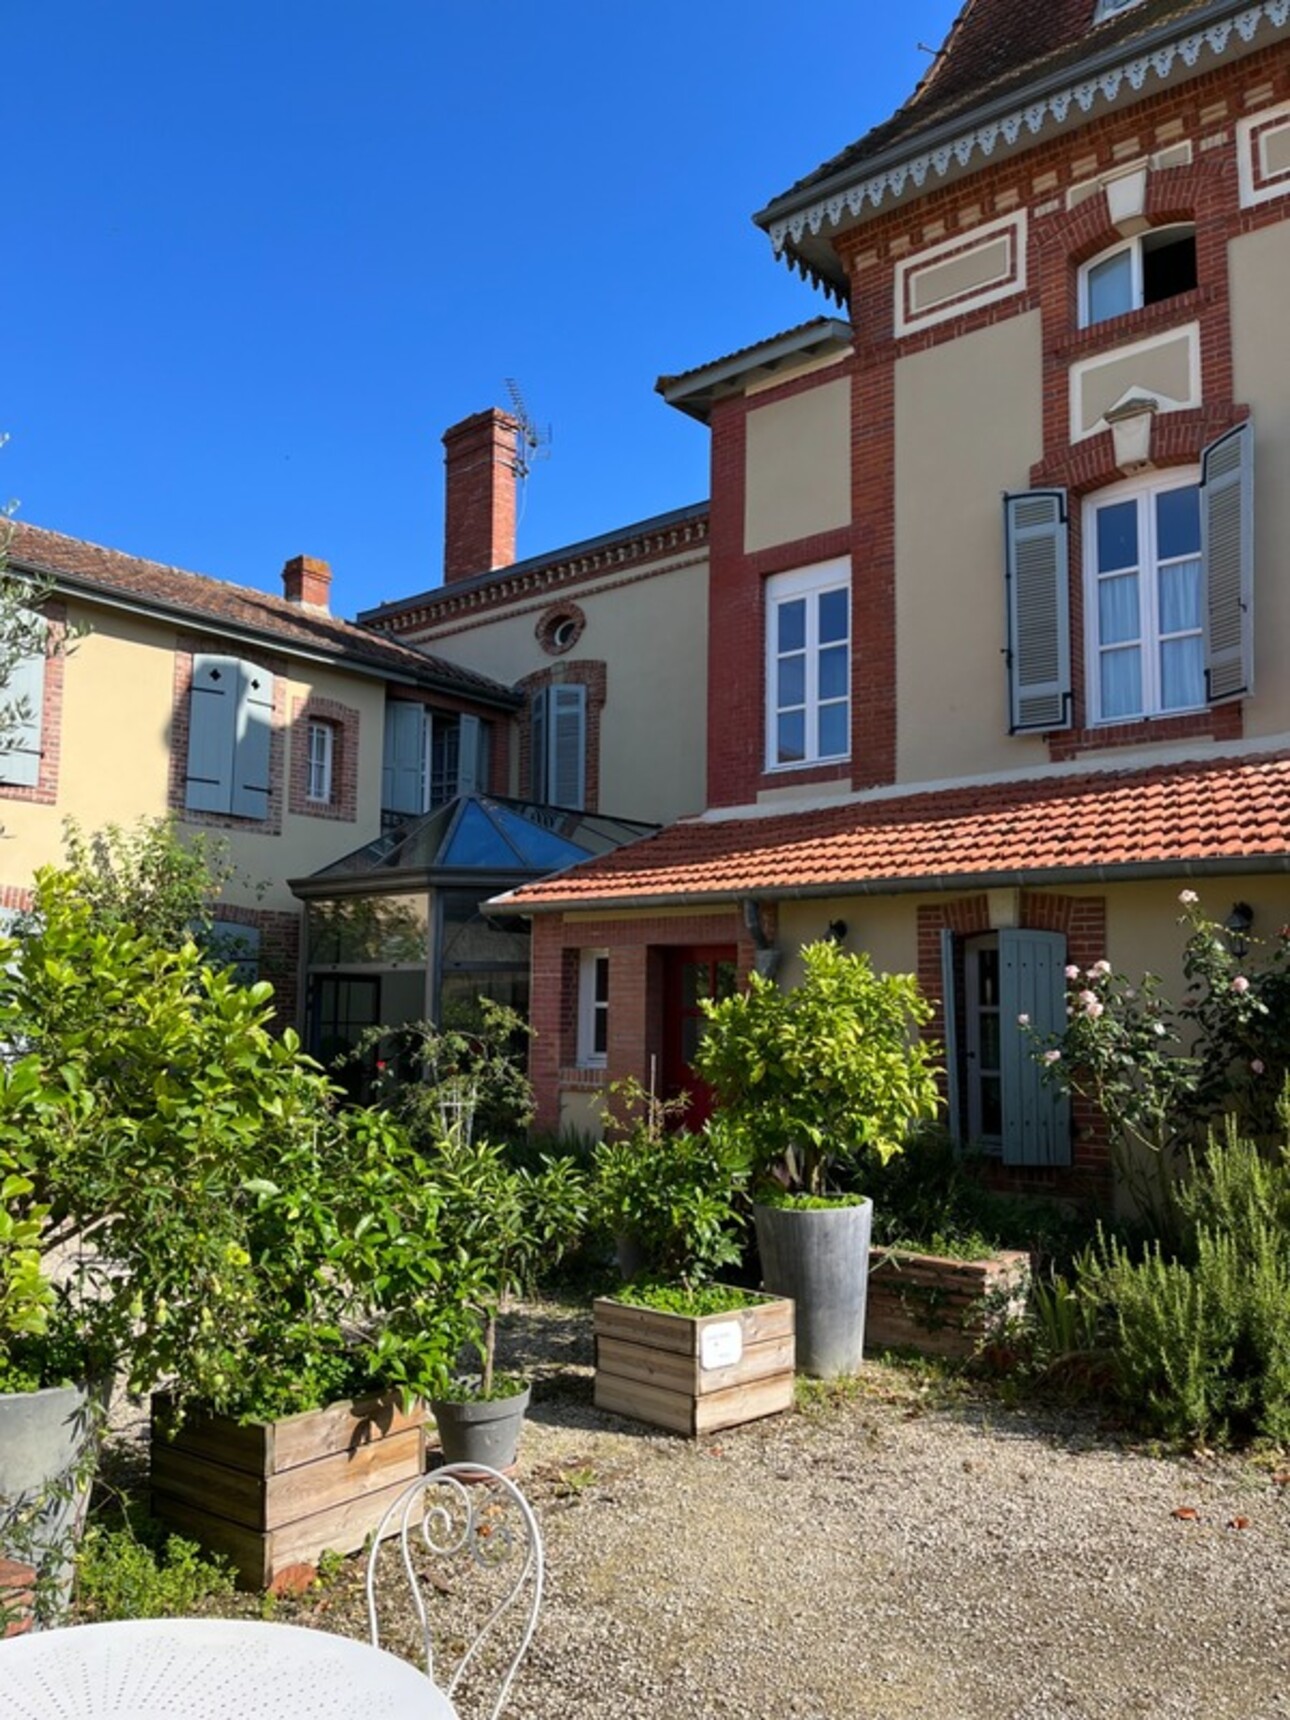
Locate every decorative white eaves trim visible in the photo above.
<box><xmin>767</xmin><ymin>2</ymin><xmax>1290</xmax><ymax>258</ymax></box>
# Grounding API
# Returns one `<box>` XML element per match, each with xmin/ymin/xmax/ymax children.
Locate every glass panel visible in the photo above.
<box><xmin>682</xmin><ymin>962</ymin><xmax>710</xmax><ymax>1010</ymax></box>
<box><xmin>593</xmin><ymin>1006</ymin><xmax>608</xmax><ymax>1059</ymax></box>
<box><xmin>1086</xmin><ymin>248</ymin><xmax>1134</xmax><ymax>324</ymax></box>
<box><xmin>1098</xmin><ymin>572</ymin><xmax>1140</xmax><ymax>645</ymax></box>
<box><xmin>818</xmin><ymin>644</ymin><xmax>848</xmax><ymax>701</ymax></box>
<box><xmin>1156</xmin><ymin>485</ymin><xmax>1200</xmax><ymax>560</ymax></box>
<box><xmin>594</xmin><ymin>955</ymin><xmax>609</xmax><ymax>1007</ymax></box>
<box><xmin>818</xmin><ymin>588</ymin><xmax>848</xmax><ymax>644</ymax></box>
<box><xmin>307</xmin><ymin>894</ymin><xmax>429</xmax><ymax>966</ymax></box>
<box><xmin>1096</xmin><ymin>500</ymin><xmax>1138</xmax><ymax>573</ymax></box>
<box><xmin>817</xmin><ymin>702</ymin><xmax>848</xmax><ymax>759</ymax></box>
<box><xmin>777</xmin><ymin>711</ymin><xmax>805</xmax><ymax>765</ymax></box>
<box><xmin>977</xmin><ymin>948</ymin><xmax>999</xmax><ymax>1007</ymax></box>
<box><xmin>1159</xmin><ymin>559</ymin><xmax>1201</xmax><ymax>634</ymax></box>
<box><xmin>715</xmin><ymin>961</ymin><xmax>737</xmax><ymax>1000</ymax></box>
<box><xmin>439</xmin><ymin>969</ymin><xmax>529</xmax><ymax>1027</ymax></box>
<box><xmin>681</xmin><ymin>1013</ymin><xmax>702</xmax><ymax>1067</ymax></box>
<box><xmin>777</xmin><ymin>653</ymin><xmax>805</xmax><ymax>710</ymax></box>
<box><xmin>979</xmin><ymin>1013</ymin><xmax>1001</xmax><ymax>1070</ymax></box>
<box><xmin>1160</xmin><ymin>635</ymin><xmax>1205</xmax><ymax>711</ymax></box>
<box><xmin>1100</xmin><ymin>646</ymin><xmax>1142</xmax><ymax>719</ymax></box>
<box><xmin>777</xmin><ymin>598</ymin><xmax>805</xmax><ymax>654</ymax></box>
<box><xmin>980</xmin><ymin>1075</ymin><xmax>1003</xmax><ymax>1138</ymax></box>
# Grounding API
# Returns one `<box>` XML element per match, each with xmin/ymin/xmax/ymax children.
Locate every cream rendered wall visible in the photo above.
<box><xmin>744</xmin><ymin>376</ymin><xmax>851</xmax><ymax>555</ymax></box>
<box><xmin>1229</xmin><ymin>221</ymin><xmax>1290</xmax><ymax>737</ymax></box>
<box><xmin>0</xmin><ymin>601</ymin><xmax>390</xmax><ymax>916</ymax></box>
<box><xmin>409</xmin><ymin>559</ymin><xmax>709</xmax><ymax>825</ymax></box>
<box><xmin>774</xmin><ymin>896</ymin><xmax>920</xmax><ymax>991</ymax></box>
<box><xmin>894</xmin><ymin>312</ymin><xmax>1048</xmax><ymax>785</ymax></box>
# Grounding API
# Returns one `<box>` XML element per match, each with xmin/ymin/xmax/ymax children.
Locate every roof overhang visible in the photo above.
<box><xmin>656</xmin><ymin>320</ymin><xmax>855</xmax><ymax>422</ymax></box>
<box><xmin>756</xmin><ymin>0</ymin><xmax>1290</xmax><ymax>300</ymax></box>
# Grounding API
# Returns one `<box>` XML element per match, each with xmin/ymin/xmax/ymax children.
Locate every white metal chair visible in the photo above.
<box><xmin>365</xmin><ymin>1463</ymin><xmax>544</xmax><ymax>1720</ymax></box>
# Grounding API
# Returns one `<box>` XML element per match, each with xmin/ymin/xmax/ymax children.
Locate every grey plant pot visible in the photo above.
<box><xmin>430</xmin><ymin>1382</ymin><xmax>531</xmax><ymax>1471</ymax></box>
<box><xmin>0</xmin><ymin>1379</ymin><xmax>102</xmax><ymax>1624</ymax></box>
<box><xmin>754</xmin><ymin>1198</ymin><xmax>873</xmax><ymax>1378</ymax></box>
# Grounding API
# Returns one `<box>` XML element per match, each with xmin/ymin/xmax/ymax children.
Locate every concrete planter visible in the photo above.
<box><xmin>429</xmin><ymin>1383</ymin><xmax>531</xmax><ymax>1472</ymax></box>
<box><xmin>866</xmin><ymin>1246</ymin><xmax>1031</xmax><ymax>1361</ymax></box>
<box><xmin>593</xmin><ymin>1292</ymin><xmax>795</xmax><ymax>1435</ymax></box>
<box><xmin>754</xmin><ymin>1199</ymin><xmax>873</xmax><ymax>1378</ymax></box>
<box><xmin>0</xmin><ymin>1379</ymin><xmax>102</xmax><ymax>1624</ymax></box>
<box><xmin>151</xmin><ymin>1390</ymin><xmax>426</xmax><ymax>1589</ymax></box>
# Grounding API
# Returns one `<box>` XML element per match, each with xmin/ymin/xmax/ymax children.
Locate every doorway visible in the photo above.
<box><xmin>662</xmin><ymin>946</ymin><xmax>738</xmax><ymax>1127</ymax></box>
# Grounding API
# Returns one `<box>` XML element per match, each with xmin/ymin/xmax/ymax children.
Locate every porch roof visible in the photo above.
<box><xmin>493</xmin><ymin>750</ymin><xmax>1290</xmax><ymax>914</ymax></box>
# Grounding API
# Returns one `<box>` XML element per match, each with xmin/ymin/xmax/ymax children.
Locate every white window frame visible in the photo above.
<box><xmin>306</xmin><ymin>719</ymin><xmax>334</xmax><ymax>803</ymax></box>
<box><xmin>577</xmin><ymin>949</ymin><xmax>609</xmax><ymax>1069</ymax></box>
<box><xmin>1077</xmin><ymin>224</ymin><xmax>1196</xmax><ymax>329</ymax></box>
<box><xmin>1082</xmin><ymin>465</ymin><xmax>1204</xmax><ymax>727</ymax></box>
<box><xmin>764</xmin><ymin>558</ymin><xmax>851</xmax><ymax>773</ymax></box>
<box><xmin>1093</xmin><ymin>0</ymin><xmax>1145</xmax><ymax>19</ymax></box>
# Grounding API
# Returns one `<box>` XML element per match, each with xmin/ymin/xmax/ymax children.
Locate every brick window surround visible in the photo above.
<box><xmin>517</xmin><ymin>661</ymin><xmax>607</xmax><ymax>812</ymax></box>
<box><xmin>0</xmin><ymin>601</ymin><xmax>68</xmax><ymax>807</ymax></box>
<box><xmin>289</xmin><ymin>695</ymin><xmax>360</xmax><ymax>822</ymax></box>
<box><xmin>169</xmin><ymin>635</ymin><xmax>287</xmax><ymax>835</ymax></box>
<box><xmin>205</xmin><ymin>900</ymin><xmax>303</xmax><ymax>1028</ymax></box>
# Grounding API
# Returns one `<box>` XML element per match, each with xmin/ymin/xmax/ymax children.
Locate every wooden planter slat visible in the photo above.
<box><xmin>151</xmin><ymin>1391</ymin><xmax>426</xmax><ymax>1589</ymax></box>
<box><xmin>865</xmin><ymin>1248</ymin><xmax>1030</xmax><ymax>1360</ymax></box>
<box><xmin>593</xmin><ymin>1294</ymin><xmax>795</xmax><ymax>1436</ymax></box>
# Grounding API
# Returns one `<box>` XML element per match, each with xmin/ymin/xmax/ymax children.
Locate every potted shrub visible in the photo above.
<box><xmin>694</xmin><ymin>940</ymin><xmax>941</xmax><ymax>1377</ymax></box>
<box><xmin>590</xmin><ymin>1080</ymin><xmax>795</xmax><ymax>1435</ymax></box>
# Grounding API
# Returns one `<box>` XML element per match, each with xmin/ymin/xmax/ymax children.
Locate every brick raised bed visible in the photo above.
<box><xmin>151</xmin><ymin>1391</ymin><xmax>426</xmax><ymax>1589</ymax></box>
<box><xmin>593</xmin><ymin>1293</ymin><xmax>795</xmax><ymax>1436</ymax></box>
<box><xmin>865</xmin><ymin>1247</ymin><xmax>1030</xmax><ymax>1361</ymax></box>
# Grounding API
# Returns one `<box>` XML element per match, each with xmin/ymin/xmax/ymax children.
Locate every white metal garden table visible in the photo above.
<box><xmin>0</xmin><ymin>1617</ymin><xmax>457</xmax><ymax>1718</ymax></box>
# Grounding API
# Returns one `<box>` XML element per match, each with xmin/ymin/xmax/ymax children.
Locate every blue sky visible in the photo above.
<box><xmin>8</xmin><ymin>2</ymin><xmax>960</xmax><ymax>618</ymax></box>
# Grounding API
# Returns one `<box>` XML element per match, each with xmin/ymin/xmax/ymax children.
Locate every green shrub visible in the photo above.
<box><xmin>75</xmin><ymin>1524</ymin><xmax>235</xmax><ymax>1621</ymax></box>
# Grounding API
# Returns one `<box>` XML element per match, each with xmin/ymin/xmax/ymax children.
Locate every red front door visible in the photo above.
<box><xmin>663</xmin><ymin>946</ymin><xmax>738</xmax><ymax>1128</ymax></box>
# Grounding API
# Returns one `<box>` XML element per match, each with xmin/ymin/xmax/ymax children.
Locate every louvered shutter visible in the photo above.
<box><xmin>0</xmin><ymin>645</ymin><xmax>46</xmax><ymax>787</ymax></box>
<box><xmin>209</xmin><ymin>920</ymin><xmax>261</xmax><ymax>986</ymax></box>
<box><xmin>939</xmin><ymin>928</ymin><xmax>962</xmax><ymax>1147</ymax></box>
<box><xmin>457</xmin><ymin>714</ymin><xmax>486</xmax><ymax>794</ymax></box>
<box><xmin>530</xmin><ymin>690</ymin><xmax>548</xmax><ymax>801</ymax></box>
<box><xmin>382</xmin><ymin>701</ymin><xmax>427</xmax><ymax>816</ymax></box>
<box><xmin>186</xmin><ymin>655</ymin><xmax>239</xmax><ymax>811</ymax></box>
<box><xmin>550</xmin><ymin>685</ymin><xmax>587</xmax><ymax>809</ymax></box>
<box><xmin>1202</xmin><ymin>421</ymin><xmax>1254</xmax><ymax>704</ymax></box>
<box><xmin>1004</xmin><ymin>490</ymin><xmax>1071</xmax><ymax>733</ymax></box>
<box><xmin>231</xmin><ymin>663</ymin><xmax>274</xmax><ymax>819</ymax></box>
<box><xmin>998</xmin><ymin>929</ymin><xmax>1071</xmax><ymax>1167</ymax></box>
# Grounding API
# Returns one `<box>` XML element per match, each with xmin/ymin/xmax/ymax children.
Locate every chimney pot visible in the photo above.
<box><xmin>442</xmin><ymin>409</ymin><xmax>519</xmax><ymax>584</ymax></box>
<box><xmin>282</xmin><ymin>554</ymin><xmax>332</xmax><ymax>613</ymax></box>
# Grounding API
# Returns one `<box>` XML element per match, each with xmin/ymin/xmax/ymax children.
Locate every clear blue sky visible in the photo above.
<box><xmin>8</xmin><ymin>2</ymin><xmax>960</xmax><ymax>618</ymax></box>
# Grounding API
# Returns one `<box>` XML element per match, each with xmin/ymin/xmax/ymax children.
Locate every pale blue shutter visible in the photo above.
<box><xmin>1202</xmin><ymin>421</ymin><xmax>1254</xmax><ymax>703</ymax></box>
<box><xmin>186</xmin><ymin>655</ymin><xmax>238</xmax><ymax>811</ymax></box>
<box><xmin>551</xmin><ymin>685</ymin><xmax>587</xmax><ymax>809</ymax></box>
<box><xmin>531</xmin><ymin>690</ymin><xmax>548</xmax><ymax>801</ymax></box>
<box><xmin>382</xmin><ymin>701</ymin><xmax>427</xmax><ymax>816</ymax></box>
<box><xmin>231</xmin><ymin>663</ymin><xmax>274</xmax><ymax>819</ymax></box>
<box><xmin>457</xmin><ymin>714</ymin><xmax>486</xmax><ymax>794</ymax></box>
<box><xmin>999</xmin><ymin>929</ymin><xmax>1071</xmax><ymax>1167</ymax></box>
<box><xmin>0</xmin><ymin>646</ymin><xmax>46</xmax><ymax>787</ymax></box>
<box><xmin>939</xmin><ymin>928</ymin><xmax>962</xmax><ymax>1147</ymax></box>
<box><xmin>1004</xmin><ymin>490</ymin><xmax>1071</xmax><ymax>733</ymax></box>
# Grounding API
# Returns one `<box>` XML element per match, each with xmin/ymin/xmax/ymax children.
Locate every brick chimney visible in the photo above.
<box><xmin>442</xmin><ymin>409</ymin><xmax>519</xmax><ymax>584</ymax></box>
<box><xmin>281</xmin><ymin>554</ymin><xmax>332</xmax><ymax>613</ymax></box>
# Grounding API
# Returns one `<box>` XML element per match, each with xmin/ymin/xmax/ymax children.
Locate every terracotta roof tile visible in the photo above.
<box><xmin>503</xmin><ymin>753</ymin><xmax>1290</xmax><ymax>911</ymax></box>
<box><xmin>9</xmin><ymin>522</ymin><xmax>517</xmax><ymax>704</ymax></box>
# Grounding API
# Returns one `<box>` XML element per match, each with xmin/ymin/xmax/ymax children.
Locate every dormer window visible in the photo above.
<box><xmin>1079</xmin><ymin>225</ymin><xmax>1197</xmax><ymax>327</ymax></box>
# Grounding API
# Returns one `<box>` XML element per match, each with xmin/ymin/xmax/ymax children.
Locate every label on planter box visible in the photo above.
<box><xmin>700</xmin><ymin>1320</ymin><xmax>743</xmax><ymax>1371</ymax></box>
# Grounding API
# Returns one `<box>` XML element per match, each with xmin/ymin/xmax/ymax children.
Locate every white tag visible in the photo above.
<box><xmin>700</xmin><ymin>1320</ymin><xmax>743</xmax><ymax>1371</ymax></box>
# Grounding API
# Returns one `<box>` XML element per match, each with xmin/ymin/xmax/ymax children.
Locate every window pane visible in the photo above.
<box><xmin>1098</xmin><ymin>573</ymin><xmax>1140</xmax><ymax>645</ymax></box>
<box><xmin>777</xmin><ymin>598</ymin><xmax>805</xmax><ymax>654</ymax></box>
<box><xmin>1159</xmin><ymin>558</ymin><xmax>1201</xmax><ymax>634</ymax></box>
<box><xmin>777</xmin><ymin>711</ymin><xmax>805</xmax><ymax>764</ymax></box>
<box><xmin>979</xmin><ymin>1013</ymin><xmax>1001</xmax><ymax>1069</ymax></box>
<box><xmin>715</xmin><ymin>961</ymin><xmax>737</xmax><ymax>1000</ymax></box>
<box><xmin>592</xmin><ymin>1007</ymin><xmax>608</xmax><ymax>1059</ymax></box>
<box><xmin>1087</xmin><ymin>249</ymin><xmax>1134</xmax><ymax>323</ymax></box>
<box><xmin>594</xmin><ymin>955</ymin><xmax>609</xmax><ymax>1006</ymax></box>
<box><xmin>1101</xmin><ymin>646</ymin><xmax>1142</xmax><ymax>718</ymax></box>
<box><xmin>1160</xmin><ymin>636</ymin><xmax>1204</xmax><ymax>711</ymax></box>
<box><xmin>1096</xmin><ymin>500</ymin><xmax>1138</xmax><ymax>573</ymax></box>
<box><xmin>818</xmin><ymin>644</ymin><xmax>848</xmax><ymax>701</ymax></box>
<box><xmin>1156</xmin><ymin>485</ymin><xmax>1200</xmax><ymax>561</ymax></box>
<box><xmin>980</xmin><ymin>1075</ymin><xmax>1003</xmax><ymax>1138</ymax></box>
<box><xmin>818</xmin><ymin>588</ymin><xmax>848</xmax><ymax>644</ymax></box>
<box><xmin>777</xmin><ymin>653</ymin><xmax>805</xmax><ymax>710</ymax></box>
<box><xmin>977</xmin><ymin>948</ymin><xmax>999</xmax><ymax>1007</ymax></box>
<box><xmin>817</xmin><ymin>701</ymin><xmax>848</xmax><ymax>759</ymax></box>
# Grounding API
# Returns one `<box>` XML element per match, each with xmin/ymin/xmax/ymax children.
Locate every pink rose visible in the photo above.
<box><xmin>1042</xmin><ymin>1049</ymin><xmax>1062</xmax><ymax>1065</ymax></box>
<box><xmin>1232</xmin><ymin>976</ymin><xmax>1251</xmax><ymax>995</ymax></box>
<box><xmin>1251</xmin><ymin>1059</ymin><xmax>1265</xmax><ymax>1075</ymax></box>
<box><xmin>1178</xmin><ymin>889</ymin><xmax>1199</xmax><ymax>906</ymax></box>
<box><xmin>1065</xmin><ymin>964</ymin><xmax>1081</xmax><ymax>981</ymax></box>
<box><xmin>1090</xmin><ymin>960</ymin><xmax>1112</xmax><ymax>977</ymax></box>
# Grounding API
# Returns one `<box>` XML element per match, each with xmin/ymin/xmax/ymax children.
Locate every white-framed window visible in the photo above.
<box><xmin>1078</xmin><ymin>225</ymin><xmax>1196</xmax><ymax>328</ymax></box>
<box><xmin>306</xmin><ymin>720</ymin><xmax>334</xmax><ymax>803</ymax></box>
<box><xmin>765</xmin><ymin>559</ymin><xmax>850</xmax><ymax>771</ymax></box>
<box><xmin>1084</xmin><ymin>469</ymin><xmax>1204</xmax><ymax>724</ymax></box>
<box><xmin>577</xmin><ymin>949</ymin><xmax>609</xmax><ymax>1068</ymax></box>
<box><xmin>531</xmin><ymin>685</ymin><xmax>586</xmax><ymax>808</ymax></box>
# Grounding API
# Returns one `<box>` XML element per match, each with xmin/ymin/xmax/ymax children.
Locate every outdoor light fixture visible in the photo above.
<box><xmin>827</xmin><ymin>919</ymin><xmax>848</xmax><ymax>944</ymax></box>
<box><xmin>1225</xmin><ymin>900</ymin><xmax>1255</xmax><ymax>958</ymax></box>
<box><xmin>1105</xmin><ymin>394</ymin><xmax>1159</xmax><ymax>474</ymax></box>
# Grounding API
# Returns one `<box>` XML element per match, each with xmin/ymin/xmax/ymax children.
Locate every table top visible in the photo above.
<box><xmin>0</xmin><ymin>1617</ymin><xmax>457</xmax><ymax>1719</ymax></box>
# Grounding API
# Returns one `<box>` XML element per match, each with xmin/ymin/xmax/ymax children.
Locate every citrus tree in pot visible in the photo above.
<box><xmin>694</xmin><ymin>940</ymin><xmax>942</xmax><ymax>1377</ymax></box>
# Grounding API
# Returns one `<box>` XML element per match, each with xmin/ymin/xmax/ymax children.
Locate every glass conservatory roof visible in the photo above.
<box><xmin>298</xmin><ymin>795</ymin><xmax>658</xmax><ymax>888</ymax></box>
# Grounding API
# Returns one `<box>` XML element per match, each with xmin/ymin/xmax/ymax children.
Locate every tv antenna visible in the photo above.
<box><xmin>504</xmin><ymin>378</ymin><xmax>552</xmax><ymax>484</ymax></box>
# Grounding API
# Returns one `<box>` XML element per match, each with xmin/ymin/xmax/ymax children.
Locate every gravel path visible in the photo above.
<box><xmin>112</xmin><ymin>1302</ymin><xmax>1290</xmax><ymax>1719</ymax></box>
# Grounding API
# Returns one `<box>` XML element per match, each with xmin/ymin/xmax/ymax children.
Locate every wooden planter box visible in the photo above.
<box><xmin>593</xmin><ymin>1293</ymin><xmax>794</xmax><ymax>1436</ymax></box>
<box><xmin>865</xmin><ymin>1246</ymin><xmax>1030</xmax><ymax>1361</ymax></box>
<box><xmin>151</xmin><ymin>1391</ymin><xmax>426</xmax><ymax>1589</ymax></box>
